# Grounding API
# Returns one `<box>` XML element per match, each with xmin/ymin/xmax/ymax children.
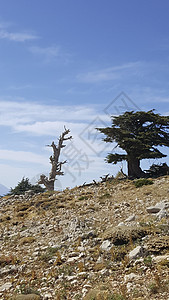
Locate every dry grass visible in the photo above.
<box><xmin>0</xmin><ymin>175</ymin><xmax>169</xmax><ymax>300</ymax></box>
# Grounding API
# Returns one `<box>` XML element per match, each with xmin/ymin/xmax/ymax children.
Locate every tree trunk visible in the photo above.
<box><xmin>127</xmin><ymin>156</ymin><xmax>145</xmax><ymax>178</ymax></box>
<box><xmin>45</xmin><ymin>179</ymin><xmax>55</xmax><ymax>191</ymax></box>
<box><xmin>38</xmin><ymin>127</ymin><xmax>72</xmax><ymax>191</ymax></box>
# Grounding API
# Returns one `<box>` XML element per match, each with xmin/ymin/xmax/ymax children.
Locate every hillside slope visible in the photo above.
<box><xmin>0</xmin><ymin>176</ymin><xmax>169</xmax><ymax>300</ymax></box>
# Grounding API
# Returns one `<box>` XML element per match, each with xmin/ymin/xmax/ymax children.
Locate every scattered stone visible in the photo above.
<box><xmin>100</xmin><ymin>240</ymin><xmax>112</xmax><ymax>251</ymax></box>
<box><xmin>156</xmin><ymin>209</ymin><xmax>169</xmax><ymax>220</ymax></box>
<box><xmin>146</xmin><ymin>206</ymin><xmax>161</xmax><ymax>214</ymax></box>
<box><xmin>67</xmin><ymin>256</ymin><xmax>79</xmax><ymax>263</ymax></box>
<box><xmin>0</xmin><ymin>176</ymin><xmax>169</xmax><ymax>299</ymax></box>
<box><xmin>155</xmin><ymin>200</ymin><xmax>169</xmax><ymax>210</ymax></box>
<box><xmin>83</xmin><ymin>285</ymin><xmax>113</xmax><ymax>300</ymax></box>
<box><xmin>128</xmin><ymin>246</ymin><xmax>143</xmax><ymax>260</ymax></box>
<box><xmin>11</xmin><ymin>295</ymin><xmax>40</xmax><ymax>300</ymax></box>
<box><xmin>124</xmin><ymin>272</ymin><xmax>139</xmax><ymax>282</ymax></box>
<box><xmin>152</xmin><ymin>254</ymin><xmax>169</xmax><ymax>263</ymax></box>
<box><xmin>117</xmin><ymin>222</ymin><xmax>125</xmax><ymax>226</ymax></box>
<box><xmin>147</xmin><ymin>200</ymin><xmax>169</xmax><ymax>214</ymax></box>
<box><xmin>125</xmin><ymin>215</ymin><xmax>135</xmax><ymax>222</ymax></box>
<box><xmin>44</xmin><ymin>292</ymin><xmax>52</xmax><ymax>299</ymax></box>
<box><xmin>0</xmin><ymin>282</ymin><xmax>12</xmax><ymax>291</ymax></box>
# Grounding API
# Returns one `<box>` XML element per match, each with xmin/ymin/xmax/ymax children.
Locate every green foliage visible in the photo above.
<box><xmin>134</xmin><ymin>178</ymin><xmax>154</xmax><ymax>188</ymax></box>
<box><xmin>144</xmin><ymin>255</ymin><xmax>153</xmax><ymax>267</ymax></box>
<box><xmin>78</xmin><ymin>195</ymin><xmax>88</xmax><ymax>200</ymax></box>
<box><xmin>19</xmin><ymin>282</ymin><xmax>40</xmax><ymax>295</ymax></box>
<box><xmin>148</xmin><ymin>282</ymin><xmax>159</xmax><ymax>294</ymax></box>
<box><xmin>97</xmin><ymin>110</ymin><xmax>169</xmax><ymax>178</ymax></box>
<box><xmin>99</xmin><ymin>192</ymin><xmax>111</xmax><ymax>199</ymax></box>
<box><xmin>8</xmin><ymin>177</ymin><xmax>45</xmax><ymax>196</ymax></box>
<box><xmin>108</xmin><ymin>294</ymin><xmax>126</xmax><ymax>300</ymax></box>
<box><xmin>39</xmin><ymin>247</ymin><xmax>58</xmax><ymax>262</ymax></box>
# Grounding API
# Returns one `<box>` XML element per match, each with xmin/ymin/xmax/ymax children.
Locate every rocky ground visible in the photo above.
<box><xmin>0</xmin><ymin>176</ymin><xmax>169</xmax><ymax>300</ymax></box>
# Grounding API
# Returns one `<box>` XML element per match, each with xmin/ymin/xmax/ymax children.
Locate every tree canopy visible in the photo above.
<box><xmin>97</xmin><ymin>110</ymin><xmax>169</xmax><ymax>178</ymax></box>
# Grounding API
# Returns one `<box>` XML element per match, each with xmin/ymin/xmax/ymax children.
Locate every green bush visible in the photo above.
<box><xmin>134</xmin><ymin>178</ymin><xmax>153</xmax><ymax>188</ymax></box>
<box><xmin>8</xmin><ymin>177</ymin><xmax>45</xmax><ymax>196</ymax></box>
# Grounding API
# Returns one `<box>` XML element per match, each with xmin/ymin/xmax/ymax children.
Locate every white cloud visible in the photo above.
<box><xmin>30</xmin><ymin>46</ymin><xmax>60</xmax><ymax>56</ymax></box>
<box><xmin>29</xmin><ymin>45</ymin><xmax>71</xmax><ymax>63</ymax></box>
<box><xmin>0</xmin><ymin>149</ymin><xmax>48</xmax><ymax>165</ymax></box>
<box><xmin>0</xmin><ymin>100</ymin><xmax>110</xmax><ymax>135</ymax></box>
<box><xmin>0</xmin><ymin>99</ymin><xmax>117</xmax><ymax>189</ymax></box>
<box><xmin>0</xmin><ymin>29</ymin><xmax>38</xmax><ymax>42</ymax></box>
<box><xmin>77</xmin><ymin>62</ymin><xmax>142</xmax><ymax>83</ymax></box>
<box><xmin>0</xmin><ymin>21</ymin><xmax>12</xmax><ymax>29</ymax></box>
<box><xmin>9</xmin><ymin>84</ymin><xmax>33</xmax><ymax>90</ymax></box>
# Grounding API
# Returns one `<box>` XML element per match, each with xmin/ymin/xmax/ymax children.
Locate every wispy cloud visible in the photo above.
<box><xmin>0</xmin><ymin>29</ymin><xmax>38</xmax><ymax>42</ymax></box>
<box><xmin>0</xmin><ymin>149</ymin><xmax>47</xmax><ymax>165</ymax></box>
<box><xmin>0</xmin><ymin>100</ymin><xmax>109</xmax><ymax>135</ymax></box>
<box><xmin>0</xmin><ymin>100</ymin><xmax>113</xmax><ymax>188</ymax></box>
<box><xmin>9</xmin><ymin>84</ymin><xmax>33</xmax><ymax>90</ymax></box>
<box><xmin>29</xmin><ymin>45</ymin><xmax>71</xmax><ymax>63</ymax></box>
<box><xmin>30</xmin><ymin>46</ymin><xmax>60</xmax><ymax>56</ymax></box>
<box><xmin>77</xmin><ymin>62</ymin><xmax>142</xmax><ymax>83</ymax></box>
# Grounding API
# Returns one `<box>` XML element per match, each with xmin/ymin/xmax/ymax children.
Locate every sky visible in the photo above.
<box><xmin>0</xmin><ymin>0</ymin><xmax>169</xmax><ymax>190</ymax></box>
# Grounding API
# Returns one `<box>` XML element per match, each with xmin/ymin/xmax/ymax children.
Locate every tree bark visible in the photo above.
<box><xmin>127</xmin><ymin>156</ymin><xmax>145</xmax><ymax>178</ymax></box>
<box><xmin>38</xmin><ymin>175</ymin><xmax>55</xmax><ymax>191</ymax></box>
<box><xmin>38</xmin><ymin>127</ymin><xmax>72</xmax><ymax>191</ymax></box>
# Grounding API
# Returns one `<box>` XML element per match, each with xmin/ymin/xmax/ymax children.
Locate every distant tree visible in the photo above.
<box><xmin>8</xmin><ymin>177</ymin><xmax>45</xmax><ymax>196</ymax></box>
<box><xmin>97</xmin><ymin>110</ymin><xmax>169</xmax><ymax>178</ymax></box>
<box><xmin>38</xmin><ymin>127</ymin><xmax>72</xmax><ymax>191</ymax></box>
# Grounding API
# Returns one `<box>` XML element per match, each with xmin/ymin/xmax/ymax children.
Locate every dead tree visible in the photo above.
<box><xmin>38</xmin><ymin>127</ymin><xmax>72</xmax><ymax>191</ymax></box>
<box><xmin>100</xmin><ymin>174</ymin><xmax>110</xmax><ymax>183</ymax></box>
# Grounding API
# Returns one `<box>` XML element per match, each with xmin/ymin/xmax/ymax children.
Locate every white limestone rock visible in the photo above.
<box><xmin>125</xmin><ymin>215</ymin><xmax>136</xmax><ymax>222</ymax></box>
<box><xmin>152</xmin><ymin>254</ymin><xmax>169</xmax><ymax>263</ymax></box>
<box><xmin>156</xmin><ymin>209</ymin><xmax>169</xmax><ymax>220</ymax></box>
<box><xmin>128</xmin><ymin>246</ymin><xmax>143</xmax><ymax>260</ymax></box>
<box><xmin>155</xmin><ymin>200</ymin><xmax>169</xmax><ymax>210</ymax></box>
<box><xmin>100</xmin><ymin>240</ymin><xmax>112</xmax><ymax>251</ymax></box>
<box><xmin>124</xmin><ymin>272</ymin><xmax>139</xmax><ymax>282</ymax></box>
<box><xmin>0</xmin><ymin>282</ymin><xmax>12</xmax><ymax>291</ymax></box>
<box><xmin>146</xmin><ymin>206</ymin><xmax>161</xmax><ymax>214</ymax></box>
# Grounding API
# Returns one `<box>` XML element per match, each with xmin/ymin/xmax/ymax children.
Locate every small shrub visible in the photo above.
<box><xmin>148</xmin><ymin>282</ymin><xmax>159</xmax><ymax>294</ymax></box>
<box><xmin>0</xmin><ymin>255</ymin><xmax>19</xmax><ymax>267</ymax></box>
<box><xmin>99</xmin><ymin>193</ymin><xmax>111</xmax><ymax>199</ymax></box>
<box><xmin>78</xmin><ymin>195</ymin><xmax>88</xmax><ymax>200</ymax></box>
<box><xmin>19</xmin><ymin>237</ymin><xmax>36</xmax><ymax>245</ymax></box>
<box><xmin>108</xmin><ymin>294</ymin><xmax>126</xmax><ymax>300</ymax></box>
<box><xmin>40</xmin><ymin>247</ymin><xmax>58</xmax><ymax>262</ymax></box>
<box><xmin>8</xmin><ymin>177</ymin><xmax>45</xmax><ymax>196</ymax></box>
<box><xmin>84</xmin><ymin>288</ymin><xmax>126</xmax><ymax>300</ymax></box>
<box><xmin>134</xmin><ymin>178</ymin><xmax>153</xmax><ymax>188</ymax></box>
<box><xmin>19</xmin><ymin>282</ymin><xmax>40</xmax><ymax>295</ymax></box>
<box><xmin>159</xmin><ymin>259</ymin><xmax>169</xmax><ymax>267</ymax></box>
<box><xmin>144</xmin><ymin>255</ymin><xmax>153</xmax><ymax>268</ymax></box>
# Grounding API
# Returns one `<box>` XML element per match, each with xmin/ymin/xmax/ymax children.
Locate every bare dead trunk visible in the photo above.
<box><xmin>38</xmin><ymin>127</ymin><xmax>72</xmax><ymax>191</ymax></box>
<box><xmin>38</xmin><ymin>175</ymin><xmax>54</xmax><ymax>191</ymax></box>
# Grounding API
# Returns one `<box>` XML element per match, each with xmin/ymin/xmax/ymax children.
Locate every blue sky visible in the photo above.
<box><xmin>0</xmin><ymin>0</ymin><xmax>169</xmax><ymax>190</ymax></box>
